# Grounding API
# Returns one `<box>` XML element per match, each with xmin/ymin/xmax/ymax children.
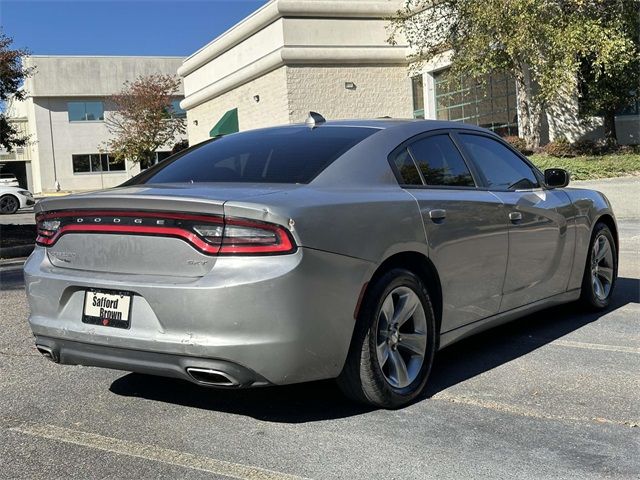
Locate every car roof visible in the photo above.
<box><xmin>286</xmin><ymin>118</ymin><xmax>492</xmax><ymax>134</ymax></box>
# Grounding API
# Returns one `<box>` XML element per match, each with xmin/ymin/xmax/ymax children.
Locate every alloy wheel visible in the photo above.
<box><xmin>375</xmin><ymin>286</ymin><xmax>427</xmax><ymax>389</ymax></box>
<box><xmin>0</xmin><ymin>196</ymin><xmax>18</xmax><ymax>214</ymax></box>
<box><xmin>591</xmin><ymin>234</ymin><xmax>614</xmax><ymax>301</ymax></box>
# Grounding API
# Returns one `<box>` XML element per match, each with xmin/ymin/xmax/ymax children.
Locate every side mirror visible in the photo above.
<box><xmin>544</xmin><ymin>168</ymin><xmax>570</xmax><ymax>188</ymax></box>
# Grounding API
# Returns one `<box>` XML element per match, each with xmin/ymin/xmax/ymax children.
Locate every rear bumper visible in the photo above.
<box><xmin>25</xmin><ymin>246</ymin><xmax>373</xmax><ymax>385</ymax></box>
<box><xmin>35</xmin><ymin>335</ymin><xmax>269</xmax><ymax>387</ymax></box>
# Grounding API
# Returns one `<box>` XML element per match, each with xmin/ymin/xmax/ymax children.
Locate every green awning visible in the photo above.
<box><xmin>209</xmin><ymin>108</ymin><xmax>239</xmax><ymax>137</ymax></box>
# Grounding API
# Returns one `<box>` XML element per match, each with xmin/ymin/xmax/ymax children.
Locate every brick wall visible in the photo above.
<box><xmin>286</xmin><ymin>65</ymin><xmax>413</xmax><ymax>123</ymax></box>
<box><xmin>186</xmin><ymin>67</ymin><xmax>290</xmax><ymax>145</ymax></box>
<box><xmin>186</xmin><ymin>64</ymin><xmax>414</xmax><ymax>145</ymax></box>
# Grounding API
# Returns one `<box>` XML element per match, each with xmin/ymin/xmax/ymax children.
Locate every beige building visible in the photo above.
<box><xmin>3</xmin><ymin>56</ymin><xmax>185</xmax><ymax>193</ymax></box>
<box><xmin>179</xmin><ymin>0</ymin><xmax>413</xmax><ymax>145</ymax></box>
<box><xmin>180</xmin><ymin>0</ymin><xmax>639</xmax><ymax>147</ymax></box>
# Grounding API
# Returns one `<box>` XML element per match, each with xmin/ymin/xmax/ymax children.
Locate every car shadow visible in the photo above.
<box><xmin>424</xmin><ymin>276</ymin><xmax>639</xmax><ymax>397</ymax></box>
<box><xmin>110</xmin><ymin>375</ymin><xmax>375</xmax><ymax>422</ymax></box>
<box><xmin>110</xmin><ymin>277</ymin><xmax>638</xmax><ymax>423</ymax></box>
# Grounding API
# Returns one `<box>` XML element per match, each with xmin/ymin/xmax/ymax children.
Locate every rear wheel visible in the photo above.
<box><xmin>338</xmin><ymin>268</ymin><xmax>437</xmax><ymax>408</ymax></box>
<box><xmin>580</xmin><ymin>222</ymin><xmax>617</xmax><ymax>309</ymax></box>
<box><xmin>0</xmin><ymin>195</ymin><xmax>19</xmax><ymax>214</ymax></box>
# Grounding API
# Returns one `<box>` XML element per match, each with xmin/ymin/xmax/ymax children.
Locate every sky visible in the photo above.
<box><xmin>0</xmin><ymin>0</ymin><xmax>268</xmax><ymax>56</ymax></box>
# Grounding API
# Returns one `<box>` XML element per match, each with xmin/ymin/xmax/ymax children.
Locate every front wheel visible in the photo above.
<box><xmin>0</xmin><ymin>195</ymin><xmax>19</xmax><ymax>214</ymax></box>
<box><xmin>580</xmin><ymin>222</ymin><xmax>617</xmax><ymax>309</ymax></box>
<box><xmin>337</xmin><ymin>268</ymin><xmax>437</xmax><ymax>408</ymax></box>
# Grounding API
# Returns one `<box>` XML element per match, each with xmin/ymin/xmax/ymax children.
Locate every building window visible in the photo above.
<box><xmin>616</xmin><ymin>100</ymin><xmax>639</xmax><ymax>116</ymax></box>
<box><xmin>68</xmin><ymin>101</ymin><xmax>105</xmax><ymax>122</ymax></box>
<box><xmin>140</xmin><ymin>151</ymin><xmax>172</xmax><ymax>170</ymax></box>
<box><xmin>72</xmin><ymin>153</ymin><xmax>125</xmax><ymax>173</ymax></box>
<box><xmin>168</xmin><ymin>99</ymin><xmax>186</xmax><ymax>118</ymax></box>
<box><xmin>434</xmin><ymin>70</ymin><xmax>518</xmax><ymax>136</ymax></box>
<box><xmin>412</xmin><ymin>75</ymin><xmax>425</xmax><ymax>119</ymax></box>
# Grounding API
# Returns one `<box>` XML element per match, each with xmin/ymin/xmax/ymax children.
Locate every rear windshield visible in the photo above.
<box><xmin>129</xmin><ymin>126</ymin><xmax>377</xmax><ymax>185</ymax></box>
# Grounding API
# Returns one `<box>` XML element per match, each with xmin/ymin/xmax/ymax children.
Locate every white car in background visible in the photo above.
<box><xmin>0</xmin><ymin>186</ymin><xmax>35</xmax><ymax>214</ymax></box>
<box><xmin>0</xmin><ymin>174</ymin><xmax>20</xmax><ymax>187</ymax></box>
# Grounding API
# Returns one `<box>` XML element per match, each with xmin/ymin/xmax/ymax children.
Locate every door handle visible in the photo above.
<box><xmin>428</xmin><ymin>209</ymin><xmax>447</xmax><ymax>223</ymax></box>
<box><xmin>509</xmin><ymin>211</ymin><xmax>523</xmax><ymax>223</ymax></box>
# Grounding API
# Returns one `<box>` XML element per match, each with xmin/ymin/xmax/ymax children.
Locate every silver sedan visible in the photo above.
<box><xmin>25</xmin><ymin>117</ymin><xmax>618</xmax><ymax>408</ymax></box>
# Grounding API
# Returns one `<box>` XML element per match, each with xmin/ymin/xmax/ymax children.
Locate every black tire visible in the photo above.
<box><xmin>337</xmin><ymin>268</ymin><xmax>437</xmax><ymax>408</ymax></box>
<box><xmin>0</xmin><ymin>194</ymin><xmax>20</xmax><ymax>215</ymax></box>
<box><xmin>580</xmin><ymin>222</ymin><xmax>617</xmax><ymax>310</ymax></box>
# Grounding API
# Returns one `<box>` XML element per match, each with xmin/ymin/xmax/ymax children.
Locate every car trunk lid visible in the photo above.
<box><xmin>37</xmin><ymin>183</ymin><xmax>299</xmax><ymax>277</ymax></box>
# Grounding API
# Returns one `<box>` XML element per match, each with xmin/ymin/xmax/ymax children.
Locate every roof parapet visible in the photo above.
<box><xmin>178</xmin><ymin>0</ymin><xmax>402</xmax><ymax>78</ymax></box>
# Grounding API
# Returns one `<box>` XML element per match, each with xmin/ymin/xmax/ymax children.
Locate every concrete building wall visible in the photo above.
<box><xmin>32</xmin><ymin>97</ymin><xmax>142</xmax><ymax>192</ymax></box>
<box><xmin>281</xmin><ymin>17</ymin><xmax>396</xmax><ymax>47</ymax></box>
<box><xmin>179</xmin><ymin>0</ymin><xmax>407</xmax><ymax>132</ymax></box>
<box><xmin>186</xmin><ymin>64</ymin><xmax>414</xmax><ymax>146</ymax></box>
<box><xmin>186</xmin><ymin>67</ymin><xmax>290</xmax><ymax>145</ymax></box>
<box><xmin>182</xmin><ymin>19</ymin><xmax>285</xmax><ymax>102</ymax></box>
<box><xmin>546</xmin><ymin>89</ymin><xmax>639</xmax><ymax>145</ymax></box>
<box><xmin>24</xmin><ymin>98</ymin><xmax>42</xmax><ymax>193</ymax></box>
<box><xmin>24</xmin><ymin>56</ymin><xmax>184</xmax><ymax>97</ymax></box>
<box><xmin>1</xmin><ymin>97</ymin><xmax>33</xmax><ymax>163</ymax></box>
<box><xmin>0</xmin><ymin>97</ymin><xmax>36</xmax><ymax>191</ymax></box>
<box><xmin>286</xmin><ymin>65</ymin><xmax>413</xmax><ymax>123</ymax></box>
<box><xmin>11</xmin><ymin>56</ymin><xmax>187</xmax><ymax>193</ymax></box>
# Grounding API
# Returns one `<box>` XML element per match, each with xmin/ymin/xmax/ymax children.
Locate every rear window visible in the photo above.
<box><xmin>131</xmin><ymin>126</ymin><xmax>377</xmax><ymax>185</ymax></box>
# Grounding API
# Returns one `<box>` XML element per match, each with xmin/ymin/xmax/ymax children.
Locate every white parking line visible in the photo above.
<box><xmin>550</xmin><ymin>339</ymin><xmax>640</xmax><ymax>355</ymax></box>
<box><xmin>10</xmin><ymin>422</ymin><xmax>309</xmax><ymax>480</ymax></box>
<box><xmin>432</xmin><ymin>394</ymin><xmax>639</xmax><ymax>428</ymax></box>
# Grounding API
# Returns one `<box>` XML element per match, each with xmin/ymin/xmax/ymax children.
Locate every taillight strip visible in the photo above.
<box><xmin>37</xmin><ymin>224</ymin><xmax>222</xmax><ymax>254</ymax></box>
<box><xmin>35</xmin><ymin>210</ymin><xmax>296</xmax><ymax>256</ymax></box>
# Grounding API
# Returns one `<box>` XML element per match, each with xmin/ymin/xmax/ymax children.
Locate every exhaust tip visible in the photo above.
<box><xmin>186</xmin><ymin>367</ymin><xmax>239</xmax><ymax>387</ymax></box>
<box><xmin>36</xmin><ymin>345</ymin><xmax>58</xmax><ymax>363</ymax></box>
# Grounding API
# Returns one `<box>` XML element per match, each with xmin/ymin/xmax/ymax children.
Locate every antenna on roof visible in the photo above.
<box><xmin>305</xmin><ymin>111</ymin><xmax>326</xmax><ymax>129</ymax></box>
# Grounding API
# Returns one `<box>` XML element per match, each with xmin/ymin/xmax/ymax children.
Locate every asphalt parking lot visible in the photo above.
<box><xmin>0</xmin><ymin>209</ymin><xmax>35</xmax><ymax>225</ymax></box>
<box><xmin>1</xmin><ymin>178</ymin><xmax>638</xmax><ymax>479</ymax></box>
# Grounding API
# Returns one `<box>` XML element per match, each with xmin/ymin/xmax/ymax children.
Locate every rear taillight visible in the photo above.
<box><xmin>36</xmin><ymin>219</ymin><xmax>61</xmax><ymax>242</ymax></box>
<box><xmin>36</xmin><ymin>210</ymin><xmax>296</xmax><ymax>256</ymax></box>
<box><xmin>191</xmin><ymin>217</ymin><xmax>294</xmax><ymax>254</ymax></box>
<box><xmin>219</xmin><ymin>218</ymin><xmax>294</xmax><ymax>254</ymax></box>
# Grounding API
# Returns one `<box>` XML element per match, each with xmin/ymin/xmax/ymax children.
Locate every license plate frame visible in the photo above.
<box><xmin>82</xmin><ymin>288</ymin><xmax>133</xmax><ymax>329</ymax></box>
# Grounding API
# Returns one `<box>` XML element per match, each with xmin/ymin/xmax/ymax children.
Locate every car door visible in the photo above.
<box><xmin>454</xmin><ymin>132</ymin><xmax>575</xmax><ymax>312</ymax></box>
<box><xmin>390</xmin><ymin>132</ymin><xmax>509</xmax><ymax>332</ymax></box>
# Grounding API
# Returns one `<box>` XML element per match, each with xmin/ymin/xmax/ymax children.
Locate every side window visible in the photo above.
<box><xmin>458</xmin><ymin>134</ymin><xmax>539</xmax><ymax>190</ymax></box>
<box><xmin>408</xmin><ymin>134</ymin><xmax>475</xmax><ymax>187</ymax></box>
<box><xmin>392</xmin><ymin>148</ymin><xmax>422</xmax><ymax>185</ymax></box>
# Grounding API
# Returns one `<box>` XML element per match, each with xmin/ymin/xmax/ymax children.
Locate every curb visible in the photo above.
<box><xmin>0</xmin><ymin>257</ymin><xmax>28</xmax><ymax>270</ymax></box>
<box><xmin>0</xmin><ymin>244</ymin><xmax>34</xmax><ymax>260</ymax></box>
<box><xmin>36</xmin><ymin>192</ymin><xmax>72</xmax><ymax>198</ymax></box>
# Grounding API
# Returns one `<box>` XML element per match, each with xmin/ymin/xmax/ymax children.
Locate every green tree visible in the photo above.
<box><xmin>578</xmin><ymin>0</ymin><xmax>640</xmax><ymax>144</ymax></box>
<box><xmin>389</xmin><ymin>0</ymin><xmax>639</xmax><ymax>149</ymax></box>
<box><xmin>0</xmin><ymin>31</ymin><xmax>33</xmax><ymax>151</ymax></box>
<box><xmin>105</xmin><ymin>74</ymin><xmax>186</xmax><ymax>168</ymax></box>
